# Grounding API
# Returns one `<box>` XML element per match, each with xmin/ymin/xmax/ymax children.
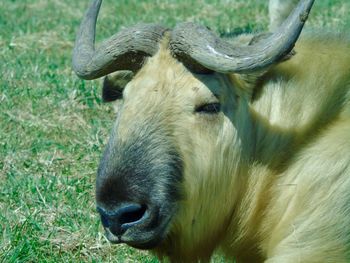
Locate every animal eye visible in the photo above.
<box><xmin>195</xmin><ymin>103</ymin><xmax>221</xmax><ymax>114</ymax></box>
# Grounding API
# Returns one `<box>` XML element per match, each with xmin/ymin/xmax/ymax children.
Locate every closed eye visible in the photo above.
<box><xmin>195</xmin><ymin>103</ymin><xmax>221</xmax><ymax>114</ymax></box>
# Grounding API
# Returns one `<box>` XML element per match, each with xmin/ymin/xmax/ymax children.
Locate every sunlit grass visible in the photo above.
<box><xmin>0</xmin><ymin>0</ymin><xmax>349</xmax><ymax>262</ymax></box>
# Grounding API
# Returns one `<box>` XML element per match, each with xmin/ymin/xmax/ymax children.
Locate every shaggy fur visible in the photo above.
<box><xmin>102</xmin><ymin>30</ymin><xmax>350</xmax><ymax>262</ymax></box>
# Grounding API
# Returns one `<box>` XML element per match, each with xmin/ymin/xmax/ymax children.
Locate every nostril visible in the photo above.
<box><xmin>100</xmin><ymin>212</ymin><xmax>110</xmax><ymax>228</ymax></box>
<box><xmin>119</xmin><ymin>204</ymin><xmax>146</xmax><ymax>224</ymax></box>
<box><xmin>97</xmin><ymin>204</ymin><xmax>148</xmax><ymax>234</ymax></box>
<box><xmin>119</xmin><ymin>205</ymin><xmax>147</xmax><ymax>231</ymax></box>
<box><xmin>97</xmin><ymin>207</ymin><xmax>111</xmax><ymax>228</ymax></box>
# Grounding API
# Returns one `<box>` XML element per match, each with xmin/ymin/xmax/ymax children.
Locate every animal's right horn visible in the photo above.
<box><xmin>72</xmin><ymin>0</ymin><xmax>168</xmax><ymax>80</ymax></box>
<box><xmin>170</xmin><ymin>0</ymin><xmax>315</xmax><ymax>74</ymax></box>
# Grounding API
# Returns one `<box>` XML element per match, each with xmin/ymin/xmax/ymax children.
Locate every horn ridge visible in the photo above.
<box><xmin>72</xmin><ymin>0</ymin><xmax>168</xmax><ymax>80</ymax></box>
<box><xmin>170</xmin><ymin>0</ymin><xmax>315</xmax><ymax>74</ymax></box>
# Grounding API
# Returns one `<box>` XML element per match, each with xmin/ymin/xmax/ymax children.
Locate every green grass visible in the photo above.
<box><xmin>0</xmin><ymin>0</ymin><xmax>349</xmax><ymax>262</ymax></box>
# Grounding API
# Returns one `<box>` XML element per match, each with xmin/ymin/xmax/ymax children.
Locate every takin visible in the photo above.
<box><xmin>72</xmin><ymin>0</ymin><xmax>350</xmax><ymax>262</ymax></box>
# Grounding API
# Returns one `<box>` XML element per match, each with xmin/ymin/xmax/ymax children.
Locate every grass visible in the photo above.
<box><xmin>0</xmin><ymin>0</ymin><xmax>349</xmax><ymax>262</ymax></box>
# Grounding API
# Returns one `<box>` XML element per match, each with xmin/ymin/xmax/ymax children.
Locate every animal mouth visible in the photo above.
<box><xmin>104</xmin><ymin>227</ymin><xmax>163</xmax><ymax>249</ymax></box>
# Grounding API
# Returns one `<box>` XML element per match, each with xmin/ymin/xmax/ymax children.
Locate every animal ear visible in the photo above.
<box><xmin>102</xmin><ymin>70</ymin><xmax>134</xmax><ymax>102</ymax></box>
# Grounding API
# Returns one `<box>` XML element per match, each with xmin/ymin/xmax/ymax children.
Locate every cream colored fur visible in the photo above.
<box><xmin>111</xmin><ymin>31</ymin><xmax>350</xmax><ymax>262</ymax></box>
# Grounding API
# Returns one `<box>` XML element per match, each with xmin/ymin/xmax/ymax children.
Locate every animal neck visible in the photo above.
<box><xmin>218</xmin><ymin>104</ymin><xmax>299</xmax><ymax>259</ymax></box>
<box><xmin>249</xmin><ymin>106</ymin><xmax>298</xmax><ymax>172</ymax></box>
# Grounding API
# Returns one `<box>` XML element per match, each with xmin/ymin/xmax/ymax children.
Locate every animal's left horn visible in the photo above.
<box><xmin>72</xmin><ymin>0</ymin><xmax>168</xmax><ymax>80</ymax></box>
<box><xmin>170</xmin><ymin>0</ymin><xmax>315</xmax><ymax>74</ymax></box>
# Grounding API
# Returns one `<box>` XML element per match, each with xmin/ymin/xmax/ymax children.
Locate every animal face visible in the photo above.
<box><xmin>95</xmin><ymin>47</ymin><xmax>246</xmax><ymax>248</ymax></box>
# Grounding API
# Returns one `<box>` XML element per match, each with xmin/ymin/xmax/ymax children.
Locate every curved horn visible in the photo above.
<box><xmin>72</xmin><ymin>0</ymin><xmax>168</xmax><ymax>80</ymax></box>
<box><xmin>170</xmin><ymin>0</ymin><xmax>315</xmax><ymax>74</ymax></box>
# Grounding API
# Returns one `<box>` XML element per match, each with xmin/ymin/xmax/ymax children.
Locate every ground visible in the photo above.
<box><xmin>0</xmin><ymin>0</ymin><xmax>349</xmax><ymax>262</ymax></box>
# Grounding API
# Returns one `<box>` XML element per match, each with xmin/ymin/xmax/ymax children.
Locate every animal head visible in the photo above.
<box><xmin>72</xmin><ymin>0</ymin><xmax>314</xmax><ymax>257</ymax></box>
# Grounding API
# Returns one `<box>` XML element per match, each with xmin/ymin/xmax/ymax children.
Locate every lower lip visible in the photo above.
<box><xmin>105</xmin><ymin>228</ymin><xmax>121</xmax><ymax>243</ymax></box>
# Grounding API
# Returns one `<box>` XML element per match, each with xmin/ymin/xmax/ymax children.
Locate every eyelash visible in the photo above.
<box><xmin>195</xmin><ymin>103</ymin><xmax>221</xmax><ymax>114</ymax></box>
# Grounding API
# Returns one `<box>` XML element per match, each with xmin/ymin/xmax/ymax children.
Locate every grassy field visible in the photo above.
<box><xmin>0</xmin><ymin>0</ymin><xmax>349</xmax><ymax>262</ymax></box>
